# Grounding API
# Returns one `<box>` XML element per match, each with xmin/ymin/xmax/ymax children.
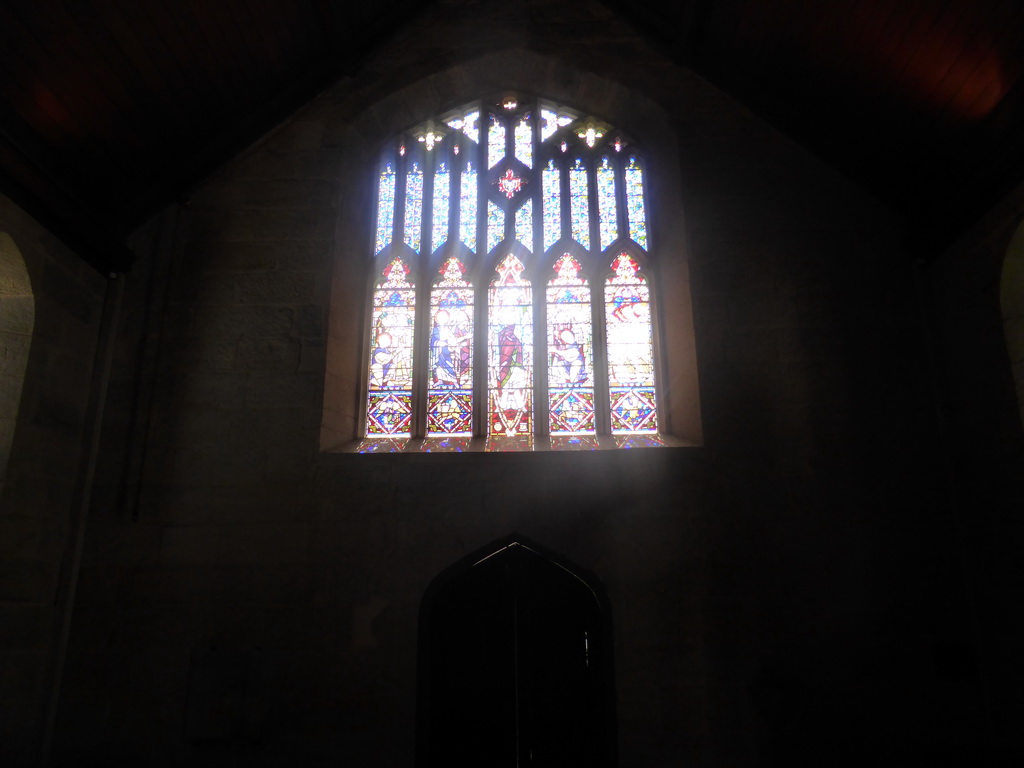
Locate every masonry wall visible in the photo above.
<box><xmin>0</xmin><ymin>195</ymin><xmax>108</xmax><ymax>767</ymax></box>
<box><xmin>47</xmin><ymin>3</ymin><xmax>1003</xmax><ymax>767</ymax></box>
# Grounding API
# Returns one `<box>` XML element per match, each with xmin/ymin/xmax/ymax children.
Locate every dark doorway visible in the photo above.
<box><xmin>417</xmin><ymin>536</ymin><xmax>616</xmax><ymax>768</ymax></box>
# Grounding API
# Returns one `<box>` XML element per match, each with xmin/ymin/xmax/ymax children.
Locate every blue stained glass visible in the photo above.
<box><xmin>597</xmin><ymin>157</ymin><xmax>617</xmax><ymax>249</ymax></box>
<box><xmin>460</xmin><ymin>163</ymin><xmax>477</xmax><ymax>252</ymax></box>
<box><xmin>432</xmin><ymin>162</ymin><xmax>450</xmax><ymax>252</ymax></box>
<box><xmin>542</xmin><ymin>161</ymin><xmax>561</xmax><ymax>250</ymax></box>
<box><xmin>626</xmin><ymin>157</ymin><xmax>648</xmax><ymax>249</ymax></box>
<box><xmin>375</xmin><ymin>164</ymin><xmax>395</xmax><ymax>254</ymax></box>
<box><xmin>488</xmin><ymin>116</ymin><xmax>505</xmax><ymax>169</ymax></box>
<box><xmin>514</xmin><ymin>117</ymin><xmax>532</xmax><ymax>168</ymax></box>
<box><xmin>488</xmin><ymin>201</ymin><xmax>504</xmax><ymax>253</ymax></box>
<box><xmin>403</xmin><ymin>163</ymin><xmax>423</xmax><ymax>252</ymax></box>
<box><xmin>516</xmin><ymin>199</ymin><xmax>533</xmax><ymax>249</ymax></box>
<box><xmin>569</xmin><ymin>159</ymin><xmax>590</xmax><ymax>250</ymax></box>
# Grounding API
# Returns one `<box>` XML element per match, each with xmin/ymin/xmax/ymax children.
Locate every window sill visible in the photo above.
<box><xmin>340</xmin><ymin>433</ymin><xmax>694</xmax><ymax>453</ymax></box>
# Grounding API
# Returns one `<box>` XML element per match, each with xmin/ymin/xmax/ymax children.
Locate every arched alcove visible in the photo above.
<box><xmin>1001</xmin><ymin>219</ymin><xmax>1024</xmax><ymax>427</ymax></box>
<box><xmin>417</xmin><ymin>536</ymin><xmax>616</xmax><ymax>768</ymax></box>
<box><xmin>0</xmin><ymin>231</ymin><xmax>34</xmax><ymax>487</ymax></box>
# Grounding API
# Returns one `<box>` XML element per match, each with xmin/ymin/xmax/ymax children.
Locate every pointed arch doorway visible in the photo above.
<box><xmin>417</xmin><ymin>537</ymin><xmax>617</xmax><ymax>768</ymax></box>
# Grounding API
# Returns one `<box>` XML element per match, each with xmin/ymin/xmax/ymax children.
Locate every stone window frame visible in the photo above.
<box><xmin>320</xmin><ymin>51</ymin><xmax>702</xmax><ymax>452</ymax></box>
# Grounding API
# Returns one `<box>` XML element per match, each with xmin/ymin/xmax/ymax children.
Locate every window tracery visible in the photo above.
<box><xmin>361</xmin><ymin>96</ymin><xmax>662</xmax><ymax>452</ymax></box>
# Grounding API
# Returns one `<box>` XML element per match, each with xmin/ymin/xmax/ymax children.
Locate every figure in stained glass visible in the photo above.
<box><xmin>366</xmin><ymin>257</ymin><xmax>416</xmax><ymax>435</ymax></box>
<box><xmin>428</xmin><ymin>257</ymin><xmax>474</xmax><ymax>435</ymax></box>
<box><xmin>488</xmin><ymin>254</ymin><xmax>532</xmax><ymax>436</ymax></box>
<box><xmin>605</xmin><ymin>253</ymin><xmax>657</xmax><ymax>433</ymax></box>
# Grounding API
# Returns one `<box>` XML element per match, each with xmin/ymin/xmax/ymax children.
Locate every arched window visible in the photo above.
<box><xmin>360</xmin><ymin>95</ymin><xmax>663</xmax><ymax>451</ymax></box>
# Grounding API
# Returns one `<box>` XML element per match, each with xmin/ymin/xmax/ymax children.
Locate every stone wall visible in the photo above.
<box><xmin>45</xmin><ymin>2</ymin><xmax>1008</xmax><ymax>767</ymax></box>
<box><xmin>0</xmin><ymin>195</ymin><xmax>108</xmax><ymax>767</ymax></box>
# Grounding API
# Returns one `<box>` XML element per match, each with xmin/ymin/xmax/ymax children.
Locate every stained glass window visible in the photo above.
<box><xmin>375</xmin><ymin>164</ymin><xmax>395</xmax><ymax>254</ymax></box>
<box><xmin>605</xmin><ymin>254</ymin><xmax>657</xmax><ymax>434</ymax></box>
<box><xmin>515</xmin><ymin>199</ymin><xmax>533</xmax><ymax>249</ymax></box>
<box><xmin>488</xmin><ymin>255</ymin><xmax>533</xmax><ymax>442</ymax></box>
<box><xmin>404</xmin><ymin>162</ymin><xmax>423</xmax><ymax>253</ymax></box>
<box><xmin>547</xmin><ymin>254</ymin><xmax>594</xmax><ymax>435</ymax></box>
<box><xmin>542</xmin><ymin>161</ymin><xmax>560</xmax><ymax>251</ymax></box>
<box><xmin>625</xmin><ymin>157</ymin><xmax>648</xmax><ymax>249</ymax></box>
<box><xmin>362</xmin><ymin>97</ymin><xmax>662</xmax><ymax>450</ymax></box>
<box><xmin>428</xmin><ymin>258</ymin><xmax>474</xmax><ymax>435</ymax></box>
<box><xmin>515</xmin><ymin>117</ymin><xmax>532</xmax><ymax>168</ymax></box>
<box><xmin>366</xmin><ymin>257</ymin><xmax>416</xmax><ymax>436</ymax></box>
<box><xmin>460</xmin><ymin>162</ymin><xmax>477</xmax><ymax>252</ymax></box>
<box><xmin>487</xmin><ymin>201</ymin><xmax>504</xmax><ymax>253</ymax></box>
<box><xmin>597</xmin><ymin>157</ymin><xmax>617</xmax><ymax>250</ymax></box>
<box><xmin>488</xmin><ymin>116</ymin><xmax>505</xmax><ymax>169</ymax></box>
<box><xmin>432</xmin><ymin>161</ymin><xmax>450</xmax><ymax>252</ymax></box>
<box><xmin>570</xmin><ymin>159</ymin><xmax>590</xmax><ymax>250</ymax></box>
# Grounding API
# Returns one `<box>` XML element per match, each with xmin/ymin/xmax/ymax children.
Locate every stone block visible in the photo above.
<box><xmin>234</xmin><ymin>272</ymin><xmax>318</xmax><ymax>305</ymax></box>
<box><xmin>0</xmin><ymin>604</ymin><xmax>51</xmax><ymax>649</ymax></box>
<box><xmin>237</xmin><ymin>338</ymin><xmax>301</xmax><ymax>372</ymax></box>
<box><xmin>179</xmin><ymin>305</ymin><xmax>294</xmax><ymax>342</ymax></box>
<box><xmin>186</xmin><ymin>209</ymin><xmax>335</xmax><ymax>243</ymax></box>
<box><xmin>0</xmin><ymin>560</ymin><xmax>52</xmax><ymax>603</ymax></box>
<box><xmin>245</xmin><ymin>372</ymin><xmax>320</xmax><ymax>409</ymax></box>
<box><xmin>159</xmin><ymin>526</ymin><xmax>220</xmax><ymax>565</ymax></box>
<box><xmin>217</xmin><ymin>523</ymin><xmax>310</xmax><ymax>565</ymax></box>
<box><xmin>0</xmin><ymin>295</ymin><xmax>34</xmax><ymax>334</ymax></box>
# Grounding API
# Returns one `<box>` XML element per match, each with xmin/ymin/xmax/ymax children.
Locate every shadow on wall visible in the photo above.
<box><xmin>1002</xmin><ymin>219</ymin><xmax>1024</xmax><ymax>428</ymax></box>
<box><xmin>0</xmin><ymin>232</ymin><xmax>34</xmax><ymax>492</ymax></box>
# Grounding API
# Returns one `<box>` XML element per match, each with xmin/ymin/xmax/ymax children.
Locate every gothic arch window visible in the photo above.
<box><xmin>360</xmin><ymin>95</ymin><xmax>664</xmax><ymax>452</ymax></box>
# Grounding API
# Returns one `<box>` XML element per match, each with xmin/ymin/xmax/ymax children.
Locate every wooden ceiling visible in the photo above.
<box><xmin>1</xmin><ymin>0</ymin><xmax>1023</xmax><ymax>272</ymax></box>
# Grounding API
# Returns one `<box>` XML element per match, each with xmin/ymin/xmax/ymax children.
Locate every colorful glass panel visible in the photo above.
<box><xmin>541</xmin><ymin>109</ymin><xmax>575</xmax><ymax>142</ymax></box>
<box><xmin>432</xmin><ymin>161</ymin><xmax>450</xmax><ymax>252</ymax></box>
<box><xmin>570</xmin><ymin>159</ymin><xmax>590</xmax><ymax>250</ymax></box>
<box><xmin>460</xmin><ymin>162</ymin><xmax>477</xmax><ymax>252</ymax></box>
<box><xmin>428</xmin><ymin>258</ymin><xmax>474</xmax><ymax>435</ymax></box>
<box><xmin>515</xmin><ymin>199</ymin><xmax>533</xmax><ymax>249</ymax></box>
<box><xmin>514</xmin><ymin>117</ymin><xmax>532</xmax><ymax>168</ymax></box>
<box><xmin>366</xmin><ymin>257</ymin><xmax>416</xmax><ymax>436</ymax></box>
<box><xmin>488</xmin><ymin>255</ymin><xmax>533</xmax><ymax>438</ymax></box>
<box><xmin>403</xmin><ymin>162</ymin><xmax>423</xmax><ymax>253</ymax></box>
<box><xmin>488</xmin><ymin>116</ymin><xmax>505</xmax><ymax>169</ymax></box>
<box><xmin>542</xmin><ymin>161</ymin><xmax>561</xmax><ymax>251</ymax></box>
<box><xmin>625</xmin><ymin>157</ymin><xmax>648</xmax><ymax>249</ymax></box>
<box><xmin>487</xmin><ymin>201</ymin><xmax>504</xmax><ymax>253</ymax></box>
<box><xmin>605</xmin><ymin>254</ymin><xmax>657</xmax><ymax>433</ymax></box>
<box><xmin>547</xmin><ymin>254</ymin><xmax>595</xmax><ymax>434</ymax></box>
<box><xmin>446</xmin><ymin>110</ymin><xmax>480</xmax><ymax>143</ymax></box>
<box><xmin>375</xmin><ymin>164</ymin><xmax>395</xmax><ymax>254</ymax></box>
<box><xmin>597</xmin><ymin>157</ymin><xmax>618</xmax><ymax>250</ymax></box>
